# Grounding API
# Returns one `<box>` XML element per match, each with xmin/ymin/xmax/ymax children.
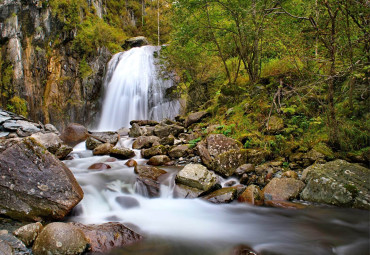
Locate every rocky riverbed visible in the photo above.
<box><xmin>0</xmin><ymin>108</ymin><xmax>369</xmax><ymax>254</ymax></box>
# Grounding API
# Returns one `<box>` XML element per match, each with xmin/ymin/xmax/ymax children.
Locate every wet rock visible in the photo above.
<box><xmin>235</xmin><ymin>164</ymin><xmax>255</xmax><ymax>176</ymax></box>
<box><xmin>134</xmin><ymin>165</ymin><xmax>167</xmax><ymax>181</ymax></box>
<box><xmin>263</xmin><ymin>178</ymin><xmax>305</xmax><ymax>201</ymax></box>
<box><xmin>175</xmin><ymin>164</ymin><xmax>218</xmax><ymax>191</ymax></box>
<box><xmin>168</xmin><ymin>144</ymin><xmax>191</xmax><ymax>159</ymax></box>
<box><xmin>71</xmin><ymin>222</ymin><xmax>143</xmax><ymax>253</ymax></box>
<box><xmin>31</xmin><ymin>132</ymin><xmax>63</xmax><ymax>154</ymax></box>
<box><xmin>3</xmin><ymin>120</ymin><xmax>40</xmax><ymax>135</ymax></box>
<box><xmin>89</xmin><ymin>131</ymin><xmax>119</xmax><ymax>145</ymax></box>
<box><xmin>264</xmin><ymin>200</ymin><xmax>307</xmax><ymax>209</ymax></box>
<box><xmin>93</xmin><ymin>143</ymin><xmax>113</xmax><ymax>155</ymax></box>
<box><xmin>88</xmin><ymin>163</ymin><xmax>111</xmax><ymax>171</ymax></box>
<box><xmin>300</xmin><ymin>160</ymin><xmax>370</xmax><ymax>209</ymax></box>
<box><xmin>125</xmin><ymin>159</ymin><xmax>137</xmax><ymax>167</ymax></box>
<box><xmin>59</xmin><ymin>123</ymin><xmax>89</xmax><ymax>147</ymax></box>
<box><xmin>128</xmin><ymin>123</ymin><xmax>142</xmax><ymax>138</ymax></box>
<box><xmin>202</xmin><ymin>187</ymin><xmax>237</xmax><ymax>204</ymax></box>
<box><xmin>148</xmin><ymin>155</ymin><xmax>171</xmax><ymax>166</ymax></box>
<box><xmin>238</xmin><ymin>185</ymin><xmax>264</xmax><ymax>206</ymax></box>
<box><xmin>154</xmin><ymin>124</ymin><xmax>184</xmax><ymax>138</ymax></box>
<box><xmin>173</xmin><ymin>184</ymin><xmax>203</xmax><ymax>199</ymax></box>
<box><xmin>282</xmin><ymin>170</ymin><xmax>299</xmax><ymax>179</ymax></box>
<box><xmin>124</xmin><ymin>36</ymin><xmax>149</xmax><ymax>48</ymax></box>
<box><xmin>224</xmin><ymin>180</ymin><xmax>237</xmax><ymax>187</ymax></box>
<box><xmin>135</xmin><ymin>177</ymin><xmax>161</xmax><ymax>198</ymax></box>
<box><xmin>184</xmin><ymin>111</ymin><xmax>209</xmax><ymax>127</ymax></box>
<box><xmin>110</xmin><ymin>146</ymin><xmax>135</xmax><ymax>160</ymax></box>
<box><xmin>0</xmin><ymin>234</ymin><xmax>29</xmax><ymax>255</ymax></box>
<box><xmin>116</xmin><ymin>196</ymin><xmax>140</xmax><ymax>209</ymax></box>
<box><xmin>130</xmin><ymin>120</ymin><xmax>159</xmax><ymax>126</ymax></box>
<box><xmin>55</xmin><ymin>145</ymin><xmax>73</xmax><ymax>160</ymax></box>
<box><xmin>141</xmin><ymin>126</ymin><xmax>155</xmax><ymax>136</ymax></box>
<box><xmin>132</xmin><ymin>136</ymin><xmax>160</xmax><ymax>149</ymax></box>
<box><xmin>13</xmin><ymin>222</ymin><xmax>43</xmax><ymax>247</ymax></box>
<box><xmin>85</xmin><ymin>137</ymin><xmax>103</xmax><ymax>150</ymax></box>
<box><xmin>32</xmin><ymin>222</ymin><xmax>88</xmax><ymax>255</ymax></box>
<box><xmin>105</xmin><ymin>157</ymin><xmax>117</xmax><ymax>162</ymax></box>
<box><xmin>0</xmin><ymin>240</ymin><xmax>13</xmax><ymax>255</ymax></box>
<box><xmin>141</xmin><ymin>145</ymin><xmax>168</xmax><ymax>159</ymax></box>
<box><xmin>0</xmin><ymin>137</ymin><xmax>83</xmax><ymax>221</ymax></box>
<box><xmin>160</xmin><ymin>136</ymin><xmax>175</xmax><ymax>146</ymax></box>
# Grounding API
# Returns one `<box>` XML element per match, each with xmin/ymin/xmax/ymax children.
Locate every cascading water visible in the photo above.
<box><xmin>98</xmin><ymin>45</ymin><xmax>180</xmax><ymax>131</ymax></box>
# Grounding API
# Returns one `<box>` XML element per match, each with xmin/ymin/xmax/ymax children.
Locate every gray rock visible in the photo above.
<box><xmin>132</xmin><ymin>136</ymin><xmax>160</xmax><ymax>149</ymax></box>
<box><xmin>31</xmin><ymin>132</ymin><xmax>62</xmax><ymax>154</ymax></box>
<box><xmin>175</xmin><ymin>164</ymin><xmax>218</xmax><ymax>191</ymax></box>
<box><xmin>141</xmin><ymin>145</ymin><xmax>168</xmax><ymax>159</ymax></box>
<box><xmin>0</xmin><ymin>233</ymin><xmax>29</xmax><ymax>255</ymax></box>
<box><xmin>154</xmin><ymin>124</ymin><xmax>184</xmax><ymax>138</ymax></box>
<box><xmin>168</xmin><ymin>144</ymin><xmax>191</xmax><ymax>159</ymax></box>
<box><xmin>130</xmin><ymin>120</ymin><xmax>159</xmax><ymax>126</ymax></box>
<box><xmin>202</xmin><ymin>187</ymin><xmax>237</xmax><ymax>204</ymax></box>
<box><xmin>263</xmin><ymin>178</ymin><xmax>305</xmax><ymax>201</ymax></box>
<box><xmin>124</xmin><ymin>36</ymin><xmax>149</xmax><ymax>48</ymax></box>
<box><xmin>184</xmin><ymin>111</ymin><xmax>209</xmax><ymax>127</ymax></box>
<box><xmin>89</xmin><ymin>131</ymin><xmax>119</xmax><ymax>145</ymax></box>
<box><xmin>173</xmin><ymin>184</ymin><xmax>203</xmax><ymax>199</ymax></box>
<box><xmin>128</xmin><ymin>123</ymin><xmax>142</xmax><ymax>138</ymax></box>
<box><xmin>44</xmin><ymin>124</ymin><xmax>59</xmax><ymax>134</ymax></box>
<box><xmin>235</xmin><ymin>164</ymin><xmax>255</xmax><ymax>176</ymax></box>
<box><xmin>301</xmin><ymin>160</ymin><xmax>370</xmax><ymax>209</ymax></box>
<box><xmin>0</xmin><ymin>116</ymin><xmax>11</xmax><ymax>124</ymax></box>
<box><xmin>13</xmin><ymin>222</ymin><xmax>43</xmax><ymax>247</ymax></box>
<box><xmin>0</xmin><ymin>132</ymin><xmax>9</xmax><ymax>138</ymax></box>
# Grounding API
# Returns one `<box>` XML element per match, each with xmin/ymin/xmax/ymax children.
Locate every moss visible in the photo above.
<box><xmin>7</xmin><ymin>96</ymin><xmax>28</xmax><ymax>117</ymax></box>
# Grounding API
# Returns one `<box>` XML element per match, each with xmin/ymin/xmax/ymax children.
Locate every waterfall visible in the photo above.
<box><xmin>98</xmin><ymin>46</ymin><xmax>180</xmax><ymax>131</ymax></box>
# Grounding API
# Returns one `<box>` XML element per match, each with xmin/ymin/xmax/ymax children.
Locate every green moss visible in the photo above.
<box><xmin>78</xmin><ymin>58</ymin><xmax>93</xmax><ymax>79</ymax></box>
<box><xmin>7</xmin><ymin>96</ymin><xmax>28</xmax><ymax>117</ymax></box>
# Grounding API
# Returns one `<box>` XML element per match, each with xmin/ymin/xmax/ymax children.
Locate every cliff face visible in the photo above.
<box><xmin>0</xmin><ymin>0</ymin><xmax>111</xmax><ymax>129</ymax></box>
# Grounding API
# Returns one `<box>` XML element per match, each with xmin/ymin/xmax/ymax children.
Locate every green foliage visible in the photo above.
<box><xmin>78</xmin><ymin>58</ymin><xmax>93</xmax><ymax>79</ymax></box>
<box><xmin>7</xmin><ymin>96</ymin><xmax>28</xmax><ymax>117</ymax></box>
<box><xmin>189</xmin><ymin>137</ymin><xmax>202</xmax><ymax>148</ymax></box>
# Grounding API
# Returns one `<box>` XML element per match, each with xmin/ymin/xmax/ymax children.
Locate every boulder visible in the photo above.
<box><xmin>160</xmin><ymin>136</ymin><xmax>175</xmax><ymax>146</ymax></box>
<box><xmin>59</xmin><ymin>123</ymin><xmax>89</xmax><ymax>147</ymax></box>
<box><xmin>168</xmin><ymin>144</ymin><xmax>191</xmax><ymax>159</ymax></box>
<box><xmin>32</xmin><ymin>222</ymin><xmax>88</xmax><ymax>255</ymax></box>
<box><xmin>134</xmin><ymin>165</ymin><xmax>167</xmax><ymax>181</ymax></box>
<box><xmin>71</xmin><ymin>222</ymin><xmax>143</xmax><ymax>253</ymax></box>
<box><xmin>124</xmin><ymin>36</ymin><xmax>149</xmax><ymax>48</ymax></box>
<box><xmin>85</xmin><ymin>137</ymin><xmax>103</xmax><ymax>150</ymax></box>
<box><xmin>0</xmin><ymin>233</ymin><xmax>29</xmax><ymax>255</ymax></box>
<box><xmin>206</xmin><ymin>134</ymin><xmax>242</xmax><ymax>156</ymax></box>
<box><xmin>130</xmin><ymin>120</ymin><xmax>159</xmax><ymax>126</ymax></box>
<box><xmin>282</xmin><ymin>170</ymin><xmax>299</xmax><ymax>179</ymax></box>
<box><xmin>93</xmin><ymin>143</ymin><xmax>113</xmax><ymax>156</ymax></box>
<box><xmin>202</xmin><ymin>187</ymin><xmax>237</xmax><ymax>204</ymax></box>
<box><xmin>110</xmin><ymin>147</ymin><xmax>135</xmax><ymax>160</ymax></box>
<box><xmin>135</xmin><ymin>177</ymin><xmax>162</xmax><ymax>198</ymax></box>
<box><xmin>0</xmin><ymin>240</ymin><xmax>13</xmax><ymax>254</ymax></box>
<box><xmin>262</xmin><ymin>178</ymin><xmax>305</xmax><ymax>201</ymax></box>
<box><xmin>132</xmin><ymin>136</ymin><xmax>160</xmax><ymax>149</ymax></box>
<box><xmin>141</xmin><ymin>145</ymin><xmax>168</xmax><ymax>159</ymax></box>
<box><xmin>125</xmin><ymin>159</ymin><xmax>137</xmax><ymax>167</ymax></box>
<box><xmin>184</xmin><ymin>111</ymin><xmax>209</xmax><ymax>127</ymax></box>
<box><xmin>89</xmin><ymin>131</ymin><xmax>119</xmax><ymax>145</ymax></box>
<box><xmin>31</xmin><ymin>132</ymin><xmax>62</xmax><ymax>154</ymax></box>
<box><xmin>212</xmin><ymin>149</ymin><xmax>248</xmax><ymax>177</ymax></box>
<box><xmin>128</xmin><ymin>123</ymin><xmax>142</xmax><ymax>138</ymax></box>
<box><xmin>300</xmin><ymin>160</ymin><xmax>370</xmax><ymax>209</ymax></box>
<box><xmin>0</xmin><ymin>138</ymin><xmax>83</xmax><ymax>221</ymax></box>
<box><xmin>13</xmin><ymin>222</ymin><xmax>43</xmax><ymax>247</ymax></box>
<box><xmin>147</xmin><ymin>155</ymin><xmax>171</xmax><ymax>166</ymax></box>
<box><xmin>235</xmin><ymin>164</ymin><xmax>255</xmax><ymax>176</ymax></box>
<box><xmin>117</xmin><ymin>127</ymin><xmax>130</xmax><ymax>136</ymax></box>
<box><xmin>238</xmin><ymin>185</ymin><xmax>264</xmax><ymax>206</ymax></box>
<box><xmin>88</xmin><ymin>163</ymin><xmax>112</xmax><ymax>171</ymax></box>
<box><xmin>173</xmin><ymin>184</ymin><xmax>203</xmax><ymax>199</ymax></box>
<box><xmin>154</xmin><ymin>124</ymin><xmax>184</xmax><ymax>138</ymax></box>
<box><xmin>264</xmin><ymin>200</ymin><xmax>307</xmax><ymax>209</ymax></box>
<box><xmin>175</xmin><ymin>164</ymin><xmax>218</xmax><ymax>191</ymax></box>
<box><xmin>3</xmin><ymin>120</ymin><xmax>40</xmax><ymax>136</ymax></box>
<box><xmin>55</xmin><ymin>145</ymin><xmax>73</xmax><ymax>160</ymax></box>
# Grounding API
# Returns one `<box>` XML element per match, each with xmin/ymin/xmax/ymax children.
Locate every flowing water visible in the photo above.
<box><xmin>97</xmin><ymin>46</ymin><xmax>180</xmax><ymax>131</ymax></box>
<box><xmin>65</xmin><ymin>138</ymin><xmax>370</xmax><ymax>255</ymax></box>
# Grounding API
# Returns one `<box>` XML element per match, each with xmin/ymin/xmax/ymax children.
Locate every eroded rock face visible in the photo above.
<box><xmin>93</xmin><ymin>143</ymin><xmax>113</xmax><ymax>155</ymax></box>
<box><xmin>70</xmin><ymin>222</ymin><xmax>143</xmax><ymax>254</ymax></box>
<box><xmin>175</xmin><ymin>164</ymin><xmax>218</xmax><ymax>191</ymax></box>
<box><xmin>32</xmin><ymin>222</ymin><xmax>88</xmax><ymax>255</ymax></box>
<box><xmin>0</xmin><ymin>137</ymin><xmax>83</xmax><ymax>221</ymax></box>
<box><xmin>262</xmin><ymin>178</ymin><xmax>305</xmax><ymax>201</ymax></box>
<box><xmin>300</xmin><ymin>160</ymin><xmax>370</xmax><ymax>209</ymax></box>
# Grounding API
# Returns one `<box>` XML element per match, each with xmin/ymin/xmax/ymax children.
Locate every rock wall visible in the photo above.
<box><xmin>0</xmin><ymin>0</ymin><xmax>111</xmax><ymax>130</ymax></box>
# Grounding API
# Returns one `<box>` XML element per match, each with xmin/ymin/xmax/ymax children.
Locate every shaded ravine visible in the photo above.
<box><xmin>65</xmin><ymin>138</ymin><xmax>370</xmax><ymax>255</ymax></box>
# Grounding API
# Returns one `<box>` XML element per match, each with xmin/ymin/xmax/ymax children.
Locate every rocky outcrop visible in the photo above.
<box><xmin>175</xmin><ymin>164</ymin><xmax>218</xmax><ymax>191</ymax></box>
<box><xmin>300</xmin><ymin>160</ymin><xmax>370</xmax><ymax>209</ymax></box>
<box><xmin>0</xmin><ymin>137</ymin><xmax>83</xmax><ymax>221</ymax></box>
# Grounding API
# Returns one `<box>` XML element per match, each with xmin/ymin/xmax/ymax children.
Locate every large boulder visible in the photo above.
<box><xmin>300</xmin><ymin>160</ymin><xmax>370</xmax><ymax>209</ymax></box>
<box><xmin>123</xmin><ymin>36</ymin><xmax>149</xmax><ymax>48</ymax></box>
<box><xmin>154</xmin><ymin>124</ymin><xmax>184</xmax><ymax>138</ymax></box>
<box><xmin>262</xmin><ymin>178</ymin><xmax>305</xmax><ymax>201</ymax></box>
<box><xmin>31</xmin><ymin>132</ymin><xmax>66</xmax><ymax>154</ymax></box>
<box><xmin>132</xmin><ymin>136</ymin><xmax>160</xmax><ymax>149</ymax></box>
<box><xmin>128</xmin><ymin>123</ymin><xmax>142</xmax><ymax>138</ymax></box>
<box><xmin>168</xmin><ymin>144</ymin><xmax>191</xmax><ymax>159</ymax></box>
<box><xmin>89</xmin><ymin>131</ymin><xmax>119</xmax><ymax>145</ymax></box>
<box><xmin>110</xmin><ymin>146</ymin><xmax>136</xmax><ymax>159</ymax></box>
<box><xmin>141</xmin><ymin>145</ymin><xmax>168</xmax><ymax>159</ymax></box>
<box><xmin>59</xmin><ymin>123</ymin><xmax>89</xmax><ymax>147</ymax></box>
<box><xmin>85</xmin><ymin>137</ymin><xmax>103</xmax><ymax>150</ymax></box>
<box><xmin>32</xmin><ymin>222</ymin><xmax>88</xmax><ymax>255</ymax></box>
<box><xmin>184</xmin><ymin>111</ymin><xmax>209</xmax><ymax>127</ymax></box>
<box><xmin>212</xmin><ymin>149</ymin><xmax>248</xmax><ymax>177</ymax></box>
<box><xmin>71</xmin><ymin>222</ymin><xmax>143</xmax><ymax>253</ymax></box>
<box><xmin>0</xmin><ymin>137</ymin><xmax>84</xmax><ymax>221</ymax></box>
<box><xmin>93</xmin><ymin>143</ymin><xmax>113</xmax><ymax>156</ymax></box>
<box><xmin>175</xmin><ymin>164</ymin><xmax>218</xmax><ymax>191</ymax></box>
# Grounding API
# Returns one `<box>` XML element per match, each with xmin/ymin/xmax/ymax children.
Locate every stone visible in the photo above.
<box><xmin>238</xmin><ymin>185</ymin><xmax>264</xmax><ymax>206</ymax></box>
<box><xmin>184</xmin><ymin>111</ymin><xmax>209</xmax><ymax>127</ymax></box>
<box><xmin>32</xmin><ymin>222</ymin><xmax>88</xmax><ymax>255</ymax></box>
<box><xmin>55</xmin><ymin>145</ymin><xmax>73</xmax><ymax>160</ymax></box>
<box><xmin>154</xmin><ymin>124</ymin><xmax>184</xmax><ymax>138</ymax></box>
<box><xmin>44</xmin><ymin>124</ymin><xmax>59</xmax><ymax>134</ymax></box>
<box><xmin>0</xmin><ymin>240</ymin><xmax>13</xmax><ymax>255</ymax></box>
<box><xmin>110</xmin><ymin>147</ymin><xmax>135</xmax><ymax>160</ymax></box>
<box><xmin>264</xmin><ymin>200</ymin><xmax>307</xmax><ymax>209</ymax></box>
<box><xmin>117</xmin><ymin>127</ymin><xmax>130</xmax><ymax>136</ymax></box>
<box><xmin>300</xmin><ymin>160</ymin><xmax>370</xmax><ymax>209</ymax></box>
<box><xmin>0</xmin><ymin>233</ymin><xmax>29</xmax><ymax>255</ymax></box>
<box><xmin>175</xmin><ymin>164</ymin><xmax>218</xmax><ymax>191</ymax></box>
<box><xmin>89</xmin><ymin>131</ymin><xmax>119</xmax><ymax>145</ymax></box>
<box><xmin>130</xmin><ymin>120</ymin><xmax>159</xmax><ymax>126</ymax></box>
<box><xmin>235</xmin><ymin>164</ymin><xmax>255</xmax><ymax>176</ymax></box>
<box><xmin>125</xmin><ymin>159</ymin><xmax>137</xmax><ymax>167</ymax></box>
<box><xmin>93</xmin><ymin>143</ymin><xmax>113</xmax><ymax>155</ymax></box>
<box><xmin>135</xmin><ymin>177</ymin><xmax>162</xmax><ymax>198</ymax></box>
<box><xmin>202</xmin><ymin>187</ymin><xmax>237</xmax><ymax>204</ymax></box>
<box><xmin>59</xmin><ymin>123</ymin><xmax>89</xmax><ymax>147</ymax></box>
<box><xmin>168</xmin><ymin>144</ymin><xmax>191</xmax><ymax>159</ymax></box>
<box><xmin>159</xmin><ymin>136</ymin><xmax>175</xmax><ymax>146</ymax></box>
<box><xmin>115</xmin><ymin>196</ymin><xmax>140</xmax><ymax>209</ymax></box>
<box><xmin>128</xmin><ymin>123</ymin><xmax>142</xmax><ymax>138</ymax></box>
<box><xmin>134</xmin><ymin>165</ymin><xmax>167</xmax><ymax>181</ymax></box>
<box><xmin>262</xmin><ymin>178</ymin><xmax>305</xmax><ymax>201</ymax></box>
<box><xmin>212</xmin><ymin>149</ymin><xmax>248</xmax><ymax>177</ymax></box>
<box><xmin>148</xmin><ymin>155</ymin><xmax>171</xmax><ymax>166</ymax></box>
<box><xmin>71</xmin><ymin>222</ymin><xmax>142</xmax><ymax>253</ymax></box>
<box><xmin>141</xmin><ymin>145</ymin><xmax>168</xmax><ymax>159</ymax></box>
<box><xmin>173</xmin><ymin>184</ymin><xmax>203</xmax><ymax>199</ymax></box>
<box><xmin>282</xmin><ymin>170</ymin><xmax>299</xmax><ymax>179</ymax></box>
<box><xmin>266</xmin><ymin>115</ymin><xmax>284</xmax><ymax>133</ymax></box>
<box><xmin>13</xmin><ymin>222</ymin><xmax>43</xmax><ymax>247</ymax></box>
<box><xmin>88</xmin><ymin>163</ymin><xmax>111</xmax><ymax>171</ymax></box>
<box><xmin>0</xmin><ymin>138</ymin><xmax>83</xmax><ymax>221</ymax></box>
<box><xmin>132</xmin><ymin>136</ymin><xmax>160</xmax><ymax>149</ymax></box>
<box><xmin>31</xmin><ymin>132</ymin><xmax>62</xmax><ymax>154</ymax></box>
<box><xmin>245</xmin><ymin>149</ymin><xmax>271</xmax><ymax>165</ymax></box>
<box><xmin>124</xmin><ymin>36</ymin><xmax>149</xmax><ymax>48</ymax></box>
<box><xmin>206</xmin><ymin>134</ymin><xmax>242</xmax><ymax>157</ymax></box>
<box><xmin>85</xmin><ymin>137</ymin><xmax>103</xmax><ymax>150</ymax></box>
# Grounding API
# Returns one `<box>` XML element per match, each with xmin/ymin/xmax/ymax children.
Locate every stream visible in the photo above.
<box><xmin>64</xmin><ymin>137</ymin><xmax>370</xmax><ymax>255</ymax></box>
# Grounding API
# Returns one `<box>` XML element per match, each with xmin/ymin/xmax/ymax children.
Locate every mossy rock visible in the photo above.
<box><xmin>212</xmin><ymin>149</ymin><xmax>248</xmax><ymax>177</ymax></box>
